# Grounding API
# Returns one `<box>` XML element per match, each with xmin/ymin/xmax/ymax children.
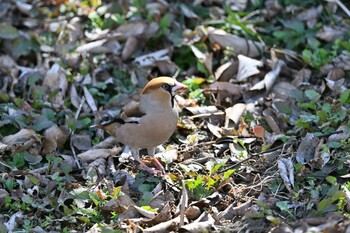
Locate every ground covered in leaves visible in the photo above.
<box><xmin>1</xmin><ymin>0</ymin><xmax>350</xmax><ymax>232</ymax></box>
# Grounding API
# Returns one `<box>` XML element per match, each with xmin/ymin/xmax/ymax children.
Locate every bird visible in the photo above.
<box><xmin>92</xmin><ymin>77</ymin><xmax>188</xmax><ymax>174</ymax></box>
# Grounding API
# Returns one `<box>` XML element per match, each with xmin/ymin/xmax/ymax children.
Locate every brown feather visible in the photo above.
<box><xmin>121</xmin><ymin>102</ymin><xmax>145</xmax><ymax>119</ymax></box>
<box><xmin>141</xmin><ymin>77</ymin><xmax>176</xmax><ymax>94</ymax></box>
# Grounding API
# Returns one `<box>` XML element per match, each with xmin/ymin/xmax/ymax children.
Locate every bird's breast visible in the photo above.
<box><xmin>115</xmin><ymin>110</ymin><xmax>178</xmax><ymax>149</ymax></box>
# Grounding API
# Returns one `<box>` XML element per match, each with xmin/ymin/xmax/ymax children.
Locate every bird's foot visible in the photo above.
<box><xmin>137</xmin><ymin>158</ymin><xmax>165</xmax><ymax>175</ymax></box>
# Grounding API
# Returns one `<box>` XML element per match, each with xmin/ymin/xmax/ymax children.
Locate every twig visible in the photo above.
<box><xmin>219</xmin><ymin>157</ymin><xmax>252</xmax><ymax>173</ymax></box>
<box><xmin>75</xmin><ymin>96</ymin><xmax>86</xmax><ymax>120</ymax></box>
<box><xmin>70</xmin><ymin>96</ymin><xmax>86</xmax><ymax>169</ymax></box>
<box><xmin>326</xmin><ymin>0</ymin><xmax>350</xmax><ymax>17</ymax></box>
<box><xmin>179</xmin><ymin>180</ymin><xmax>187</xmax><ymax>227</ymax></box>
<box><xmin>0</xmin><ymin>160</ymin><xmax>13</xmax><ymax>170</ymax></box>
<box><xmin>189</xmin><ymin>111</ymin><xmax>225</xmax><ymax>120</ymax></box>
<box><xmin>29</xmin><ymin>166</ymin><xmax>49</xmax><ymax>174</ymax></box>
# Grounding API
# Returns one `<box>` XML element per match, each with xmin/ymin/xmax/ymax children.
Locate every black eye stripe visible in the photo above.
<box><xmin>162</xmin><ymin>83</ymin><xmax>174</xmax><ymax>92</ymax></box>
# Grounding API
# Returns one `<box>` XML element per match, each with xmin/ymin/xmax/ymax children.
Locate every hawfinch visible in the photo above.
<box><xmin>94</xmin><ymin>77</ymin><xmax>188</xmax><ymax>173</ymax></box>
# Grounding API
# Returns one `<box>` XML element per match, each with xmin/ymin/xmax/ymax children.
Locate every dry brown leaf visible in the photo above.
<box><xmin>149</xmin><ymin>190</ymin><xmax>175</xmax><ymax>210</ymax></box>
<box><xmin>0</xmin><ymin>142</ymin><xmax>7</xmax><ymax>153</ymax></box>
<box><xmin>272</xmin><ymin>81</ymin><xmax>298</xmax><ymax>99</ymax></box>
<box><xmin>76</xmin><ymin>39</ymin><xmax>109</xmax><ymax>53</ymax></box>
<box><xmin>278</xmin><ymin>157</ymin><xmax>294</xmax><ymax>193</ymax></box>
<box><xmin>309</xmin><ymin>138</ymin><xmax>330</xmax><ymax>169</ymax></box>
<box><xmin>71</xmin><ymin>134</ymin><xmax>92</xmax><ymax>151</ymax></box>
<box><xmin>225</xmin><ymin>103</ymin><xmax>246</xmax><ymax>126</ymax></box>
<box><xmin>292</xmin><ymin>68</ymin><xmax>311</xmax><ymax>87</ymax></box>
<box><xmin>77</xmin><ymin>148</ymin><xmax>118</xmax><ymax>161</ymax></box>
<box><xmin>207</xmin><ymin>27</ymin><xmax>264</xmax><ymax>57</ymax></box>
<box><xmin>180</xmin><ymin>213</ymin><xmax>215</xmax><ymax>233</ymax></box>
<box><xmin>219</xmin><ymin>200</ymin><xmax>251</xmax><ymax>220</ymax></box>
<box><xmin>262</xmin><ymin>109</ymin><xmax>283</xmax><ymax>134</ymax></box>
<box><xmin>2</xmin><ymin>129</ymin><xmax>40</xmax><ymax>153</ymax></box>
<box><xmin>122</xmin><ymin>36</ymin><xmax>138</xmax><ymax>61</ymax></box>
<box><xmin>144</xmin><ymin>203</ymin><xmax>172</xmax><ymax>225</ymax></box>
<box><xmin>43</xmin><ymin>63</ymin><xmax>68</xmax><ymax>105</ymax></box>
<box><xmin>296</xmin><ymin>133</ymin><xmax>320</xmax><ymax>165</ymax></box>
<box><xmin>143</xmin><ymin>216</ymin><xmax>181</xmax><ymax>233</ymax></box>
<box><xmin>237</xmin><ymin>55</ymin><xmax>263</xmax><ymax>81</ymax></box>
<box><xmin>296</xmin><ymin>5</ymin><xmax>322</xmax><ymax>28</ymax></box>
<box><xmin>134</xmin><ymin>48</ymin><xmax>170</xmax><ymax>67</ymax></box>
<box><xmin>253</xmin><ymin>125</ymin><xmax>265</xmax><ymax>139</ymax></box>
<box><xmin>102</xmin><ymin>195</ymin><xmax>135</xmax><ymax>213</ymax></box>
<box><xmin>329</xmin><ymin>126</ymin><xmax>350</xmax><ymax>142</ymax></box>
<box><xmin>15</xmin><ymin>1</ymin><xmax>32</xmax><ymax>15</ymax></box>
<box><xmin>209</xmin><ymin>81</ymin><xmax>241</xmax><ymax>96</ymax></box>
<box><xmin>185</xmin><ymin>206</ymin><xmax>201</xmax><ymax>220</ymax></box>
<box><xmin>207</xmin><ymin>122</ymin><xmax>222</xmax><ymax>138</ymax></box>
<box><xmin>214</xmin><ymin>61</ymin><xmax>238</xmax><ymax>82</ymax></box>
<box><xmin>134</xmin><ymin>205</ymin><xmax>157</xmax><ymax>219</ymax></box>
<box><xmin>317</xmin><ymin>25</ymin><xmax>346</xmax><ymax>42</ymax></box>
<box><xmin>83</xmin><ymin>86</ymin><xmax>97</xmax><ymax>112</ymax></box>
<box><xmin>116</xmin><ymin>21</ymin><xmax>147</xmax><ymax>40</ymax></box>
<box><xmin>42</xmin><ymin>125</ymin><xmax>69</xmax><ymax>154</ymax></box>
<box><xmin>5</xmin><ymin>211</ymin><xmax>23</xmax><ymax>233</ymax></box>
<box><xmin>251</xmin><ymin>60</ymin><xmax>284</xmax><ymax>91</ymax></box>
<box><xmin>186</xmin><ymin>105</ymin><xmax>219</xmax><ymax>115</ymax></box>
<box><xmin>190</xmin><ymin>45</ymin><xmax>212</xmax><ymax>74</ymax></box>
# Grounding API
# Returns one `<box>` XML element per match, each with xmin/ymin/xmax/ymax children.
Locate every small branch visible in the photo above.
<box><xmin>327</xmin><ymin>0</ymin><xmax>350</xmax><ymax>18</ymax></box>
<box><xmin>29</xmin><ymin>166</ymin><xmax>49</xmax><ymax>174</ymax></box>
<box><xmin>189</xmin><ymin>111</ymin><xmax>225</xmax><ymax>120</ymax></box>
<box><xmin>70</xmin><ymin>96</ymin><xmax>86</xmax><ymax>170</ymax></box>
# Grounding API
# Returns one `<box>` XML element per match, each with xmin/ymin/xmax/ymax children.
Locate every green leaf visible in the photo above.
<box><xmin>316</xmin><ymin>110</ymin><xmax>328</xmax><ymax>122</ymax></box>
<box><xmin>273</xmin><ymin>30</ymin><xmax>290</xmax><ymax>39</ymax></box>
<box><xmin>328</xmin><ymin>141</ymin><xmax>342</xmax><ymax>149</ymax></box>
<box><xmin>11</xmin><ymin>152</ymin><xmax>26</xmax><ymax>168</ymax></box>
<box><xmin>160</xmin><ymin>14</ymin><xmax>171</xmax><ymax>30</ymax></box>
<box><xmin>0</xmin><ymin>23</ymin><xmax>19</xmax><ymax>39</ymax></box>
<box><xmin>141</xmin><ymin>206</ymin><xmax>158</xmax><ymax>212</ymax></box>
<box><xmin>273</xmin><ymin>101</ymin><xmax>292</xmax><ymax>115</ymax></box>
<box><xmin>12</xmin><ymin>38</ymin><xmax>36</xmax><ymax>58</ymax></box>
<box><xmin>22</xmin><ymin>194</ymin><xmax>33</xmax><ymax>204</ymax></box>
<box><xmin>276</xmin><ymin>201</ymin><xmax>289</xmax><ymax>212</ymax></box>
<box><xmin>326</xmin><ymin>176</ymin><xmax>337</xmax><ymax>184</ymax></box>
<box><xmin>32</xmin><ymin>115</ymin><xmax>53</xmax><ymax>131</ymax></box>
<box><xmin>317</xmin><ymin>198</ymin><xmax>332</xmax><ymax>212</ymax></box>
<box><xmin>42</xmin><ymin>108</ymin><xmax>56</xmax><ymax>122</ymax></box>
<box><xmin>266</xmin><ymin>215</ymin><xmax>282</xmax><ymax>224</ymax></box>
<box><xmin>224</xmin><ymin>169</ymin><xmax>235</xmax><ymax>179</ymax></box>
<box><xmin>305</xmin><ymin>89</ymin><xmax>320</xmax><ymax>101</ymax></box>
<box><xmin>28</xmin><ymin>175</ymin><xmax>40</xmax><ymax>185</ymax></box>
<box><xmin>298</xmin><ymin>103</ymin><xmax>316</xmax><ymax>110</ymax></box>
<box><xmin>340</xmin><ymin>89</ymin><xmax>350</xmax><ymax>104</ymax></box>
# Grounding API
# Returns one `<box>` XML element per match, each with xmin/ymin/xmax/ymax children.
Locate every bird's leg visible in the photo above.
<box><xmin>147</xmin><ymin>147</ymin><xmax>165</xmax><ymax>172</ymax></box>
<box><xmin>131</xmin><ymin>148</ymin><xmax>159</xmax><ymax>174</ymax></box>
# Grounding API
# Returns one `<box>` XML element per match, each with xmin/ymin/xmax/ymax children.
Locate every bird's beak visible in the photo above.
<box><xmin>172</xmin><ymin>82</ymin><xmax>188</xmax><ymax>95</ymax></box>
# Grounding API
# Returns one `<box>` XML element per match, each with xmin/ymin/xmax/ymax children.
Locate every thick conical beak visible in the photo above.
<box><xmin>172</xmin><ymin>82</ymin><xmax>188</xmax><ymax>95</ymax></box>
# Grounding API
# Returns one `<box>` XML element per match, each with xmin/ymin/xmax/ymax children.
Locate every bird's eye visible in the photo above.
<box><xmin>162</xmin><ymin>83</ymin><xmax>171</xmax><ymax>91</ymax></box>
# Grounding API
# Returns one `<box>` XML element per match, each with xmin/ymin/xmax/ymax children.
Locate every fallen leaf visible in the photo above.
<box><xmin>253</xmin><ymin>125</ymin><xmax>265</xmax><ymax>138</ymax></box>
<box><xmin>207</xmin><ymin>27</ymin><xmax>264</xmax><ymax>57</ymax></box>
<box><xmin>296</xmin><ymin>133</ymin><xmax>320</xmax><ymax>165</ymax></box>
<box><xmin>278</xmin><ymin>157</ymin><xmax>294</xmax><ymax>193</ymax></box>
<box><xmin>225</xmin><ymin>103</ymin><xmax>246</xmax><ymax>126</ymax></box>
<box><xmin>77</xmin><ymin>148</ymin><xmax>119</xmax><ymax>161</ymax></box>
<box><xmin>237</xmin><ymin>55</ymin><xmax>263</xmax><ymax>81</ymax></box>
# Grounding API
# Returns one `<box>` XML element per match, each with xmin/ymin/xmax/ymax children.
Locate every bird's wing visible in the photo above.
<box><xmin>121</xmin><ymin>102</ymin><xmax>145</xmax><ymax>123</ymax></box>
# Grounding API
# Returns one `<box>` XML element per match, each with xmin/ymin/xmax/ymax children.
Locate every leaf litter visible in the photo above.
<box><xmin>0</xmin><ymin>0</ymin><xmax>350</xmax><ymax>232</ymax></box>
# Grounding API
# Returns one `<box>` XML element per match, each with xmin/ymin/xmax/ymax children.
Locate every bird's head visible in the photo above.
<box><xmin>140</xmin><ymin>77</ymin><xmax>188</xmax><ymax>110</ymax></box>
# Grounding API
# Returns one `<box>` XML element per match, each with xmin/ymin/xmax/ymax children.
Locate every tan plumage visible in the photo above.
<box><xmin>94</xmin><ymin>77</ymin><xmax>188</xmax><ymax>173</ymax></box>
